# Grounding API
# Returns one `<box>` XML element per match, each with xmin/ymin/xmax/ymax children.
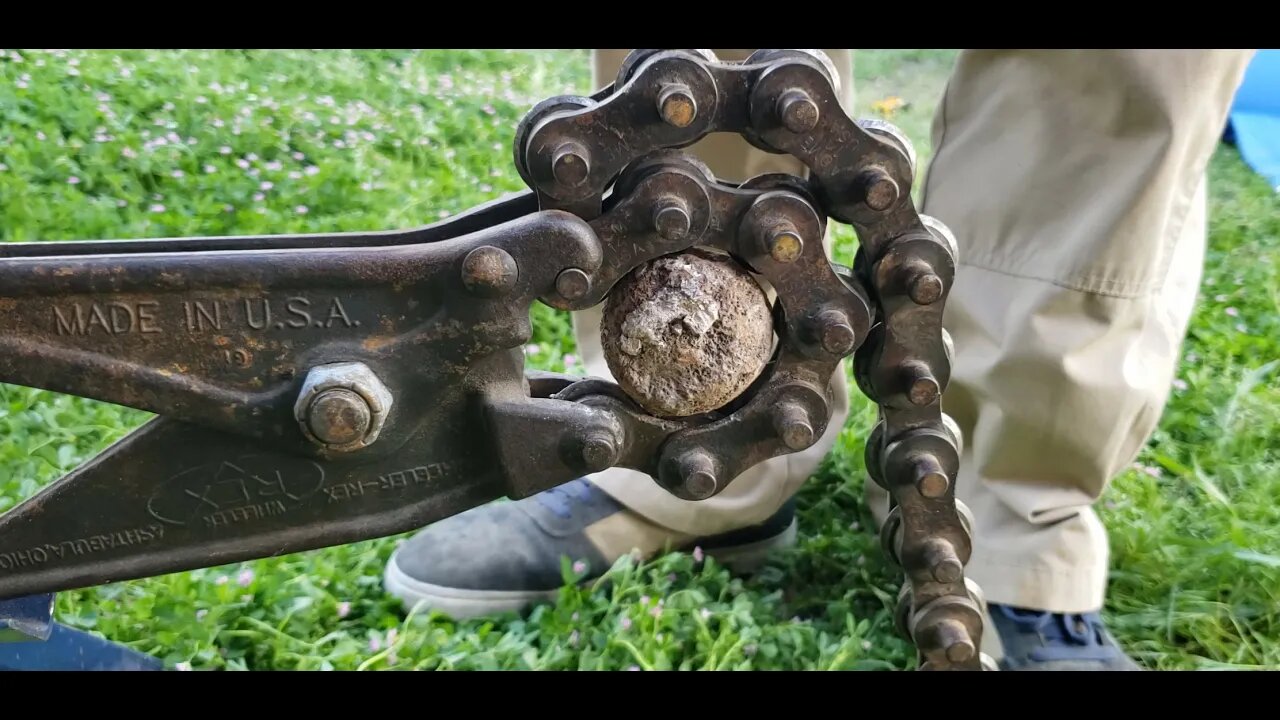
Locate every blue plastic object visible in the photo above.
<box><xmin>0</xmin><ymin>622</ymin><xmax>163</xmax><ymax>670</ymax></box>
<box><xmin>1227</xmin><ymin>50</ymin><xmax>1280</xmax><ymax>191</ymax></box>
<box><xmin>0</xmin><ymin>593</ymin><xmax>164</xmax><ymax>670</ymax></box>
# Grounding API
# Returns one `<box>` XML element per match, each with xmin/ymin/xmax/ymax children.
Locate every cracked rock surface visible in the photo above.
<box><xmin>601</xmin><ymin>250</ymin><xmax>774</xmax><ymax>417</ymax></box>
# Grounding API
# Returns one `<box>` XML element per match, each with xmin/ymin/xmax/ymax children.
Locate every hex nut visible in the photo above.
<box><xmin>294</xmin><ymin>362</ymin><xmax>394</xmax><ymax>451</ymax></box>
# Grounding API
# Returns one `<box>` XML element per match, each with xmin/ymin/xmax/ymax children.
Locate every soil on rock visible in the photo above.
<box><xmin>600</xmin><ymin>250</ymin><xmax>774</xmax><ymax>417</ymax></box>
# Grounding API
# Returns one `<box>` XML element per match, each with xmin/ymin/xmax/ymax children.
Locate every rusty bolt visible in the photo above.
<box><xmin>764</xmin><ymin>224</ymin><xmax>804</xmax><ymax>263</ymax></box>
<box><xmin>860</xmin><ymin>168</ymin><xmax>900</xmax><ymax>211</ymax></box>
<box><xmin>900</xmin><ymin>261</ymin><xmax>943</xmax><ymax>305</ymax></box>
<box><xmin>581</xmin><ymin>432</ymin><xmax>619</xmax><ymax>472</ymax></box>
<box><xmin>460</xmin><ymin>245</ymin><xmax>518</xmax><ymax>297</ymax></box>
<box><xmin>816</xmin><ymin>309</ymin><xmax>856</xmax><ymax>355</ymax></box>
<box><xmin>776</xmin><ymin>89</ymin><xmax>819</xmax><ymax>134</ymax></box>
<box><xmin>909</xmin><ymin>376</ymin><xmax>940</xmax><ymax>406</ymax></box>
<box><xmin>653</xmin><ymin>202</ymin><xmax>691</xmax><ymax>241</ymax></box>
<box><xmin>295</xmin><ymin>362</ymin><xmax>394</xmax><ymax>452</ymax></box>
<box><xmin>306</xmin><ymin>389</ymin><xmax>371</xmax><ymax>447</ymax></box>
<box><xmin>909</xmin><ymin>273</ymin><xmax>943</xmax><ymax>305</ymax></box>
<box><xmin>913</xmin><ymin>453</ymin><xmax>949</xmax><ymax>498</ymax></box>
<box><xmin>923</xmin><ymin>538</ymin><xmax>964</xmax><ymax>584</ymax></box>
<box><xmin>552</xmin><ymin>142</ymin><xmax>591</xmax><ymax>187</ymax></box>
<box><xmin>902</xmin><ymin>362</ymin><xmax>940</xmax><ymax>406</ymax></box>
<box><xmin>555</xmin><ymin>268</ymin><xmax>591</xmax><ymax>301</ymax></box>
<box><xmin>772</xmin><ymin>401</ymin><xmax>815</xmax><ymax>450</ymax></box>
<box><xmin>935</xmin><ymin>619</ymin><xmax>976</xmax><ymax>663</ymax></box>
<box><xmin>657</xmin><ymin>84</ymin><xmax>697</xmax><ymax>128</ymax></box>
<box><xmin>678</xmin><ymin>451</ymin><xmax>718</xmax><ymax>500</ymax></box>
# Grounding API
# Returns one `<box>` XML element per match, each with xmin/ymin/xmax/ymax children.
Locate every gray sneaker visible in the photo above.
<box><xmin>383</xmin><ymin>477</ymin><xmax>797</xmax><ymax>619</ymax></box>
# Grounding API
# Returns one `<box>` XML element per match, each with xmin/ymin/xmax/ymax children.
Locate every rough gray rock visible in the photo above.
<box><xmin>600</xmin><ymin>250</ymin><xmax>774</xmax><ymax>417</ymax></box>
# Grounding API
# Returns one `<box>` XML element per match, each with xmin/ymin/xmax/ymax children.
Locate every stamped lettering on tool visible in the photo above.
<box><xmin>223</xmin><ymin>348</ymin><xmax>254</xmax><ymax>368</ymax></box>
<box><xmin>323</xmin><ymin>461</ymin><xmax>464</xmax><ymax>503</ymax></box>
<box><xmin>188</xmin><ymin>296</ymin><xmax>361</xmax><ymax>333</ymax></box>
<box><xmin>47</xmin><ymin>296</ymin><xmax>361</xmax><ymax>337</ymax></box>
<box><xmin>0</xmin><ymin>524</ymin><xmax>166</xmax><ymax>571</ymax></box>
<box><xmin>147</xmin><ymin>455</ymin><xmax>327</xmax><ymax>528</ymax></box>
<box><xmin>53</xmin><ymin>301</ymin><xmax>162</xmax><ymax>336</ymax></box>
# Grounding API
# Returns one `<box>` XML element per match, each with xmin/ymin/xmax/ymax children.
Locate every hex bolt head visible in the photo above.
<box><xmin>772</xmin><ymin>402</ymin><xmax>815</xmax><ymax>450</ymax></box>
<box><xmin>776</xmin><ymin>89</ymin><xmax>819</xmax><ymax>134</ymax></box>
<box><xmin>551</xmin><ymin>142</ymin><xmax>591</xmax><ymax>187</ymax></box>
<box><xmin>815</xmin><ymin>309</ymin><xmax>856</xmax><ymax>355</ymax></box>
<box><xmin>306</xmin><ymin>389</ymin><xmax>372</xmax><ymax>447</ymax></box>
<box><xmin>555</xmin><ymin>268</ymin><xmax>591</xmax><ymax>300</ymax></box>
<box><xmin>653</xmin><ymin>202</ymin><xmax>691</xmax><ymax>241</ymax></box>
<box><xmin>461</xmin><ymin>245</ymin><xmax>518</xmax><ymax>297</ymax></box>
<box><xmin>657</xmin><ymin>84</ymin><xmax>697</xmax><ymax>128</ymax></box>
<box><xmin>295</xmin><ymin>362</ymin><xmax>394</xmax><ymax>452</ymax></box>
<box><xmin>678</xmin><ymin>451</ymin><xmax>718</xmax><ymax>500</ymax></box>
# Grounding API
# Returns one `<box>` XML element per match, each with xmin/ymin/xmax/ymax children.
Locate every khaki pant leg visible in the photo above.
<box><xmin>578</xmin><ymin>49</ymin><xmax>855</xmax><ymax>536</ymax></box>
<box><xmin>865</xmin><ymin>50</ymin><xmax>1254</xmax><ymax>616</ymax></box>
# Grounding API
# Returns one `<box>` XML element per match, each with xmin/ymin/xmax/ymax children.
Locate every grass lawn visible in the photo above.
<box><xmin>1</xmin><ymin>49</ymin><xmax>1277</xmax><ymax>670</ymax></box>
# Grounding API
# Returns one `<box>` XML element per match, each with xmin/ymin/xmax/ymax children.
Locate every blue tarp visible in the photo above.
<box><xmin>1227</xmin><ymin>50</ymin><xmax>1280</xmax><ymax>191</ymax></box>
<box><xmin>0</xmin><ymin>592</ymin><xmax>163</xmax><ymax>670</ymax></box>
<box><xmin>0</xmin><ymin>622</ymin><xmax>163</xmax><ymax>671</ymax></box>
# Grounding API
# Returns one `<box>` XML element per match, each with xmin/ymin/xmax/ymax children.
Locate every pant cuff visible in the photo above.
<box><xmin>586</xmin><ymin>467</ymin><xmax>788</xmax><ymax>538</ymax></box>
<box><xmin>966</xmin><ymin>555</ymin><xmax>1109</xmax><ymax>615</ymax></box>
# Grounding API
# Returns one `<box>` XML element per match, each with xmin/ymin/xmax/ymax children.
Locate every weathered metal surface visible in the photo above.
<box><xmin>0</xmin><ymin>50</ymin><xmax>987</xmax><ymax>670</ymax></box>
<box><xmin>0</xmin><ymin>416</ymin><xmax>500</xmax><ymax>600</ymax></box>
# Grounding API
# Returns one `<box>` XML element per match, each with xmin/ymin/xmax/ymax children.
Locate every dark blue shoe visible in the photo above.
<box><xmin>988</xmin><ymin>603</ymin><xmax>1141</xmax><ymax>670</ymax></box>
<box><xmin>383</xmin><ymin>477</ymin><xmax>797</xmax><ymax>619</ymax></box>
